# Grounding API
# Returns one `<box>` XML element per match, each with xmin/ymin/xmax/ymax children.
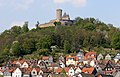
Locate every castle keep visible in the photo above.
<box><xmin>39</xmin><ymin>9</ymin><xmax>74</xmax><ymax>28</ymax></box>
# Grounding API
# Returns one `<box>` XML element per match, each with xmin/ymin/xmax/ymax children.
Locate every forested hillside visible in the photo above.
<box><xmin>0</xmin><ymin>17</ymin><xmax>120</xmax><ymax>65</ymax></box>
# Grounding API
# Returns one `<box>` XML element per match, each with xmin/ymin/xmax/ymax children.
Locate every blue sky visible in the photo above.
<box><xmin>0</xmin><ymin>0</ymin><xmax>120</xmax><ymax>33</ymax></box>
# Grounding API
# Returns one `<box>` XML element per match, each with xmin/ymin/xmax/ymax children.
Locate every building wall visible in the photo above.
<box><xmin>56</xmin><ymin>9</ymin><xmax>62</xmax><ymax>20</ymax></box>
<box><xmin>12</xmin><ymin>68</ymin><xmax>22</xmax><ymax>77</ymax></box>
<box><xmin>39</xmin><ymin>23</ymin><xmax>55</xmax><ymax>28</ymax></box>
<box><xmin>66</xmin><ymin>59</ymin><xmax>78</xmax><ymax>66</ymax></box>
<box><xmin>21</xmin><ymin>62</ymin><xmax>29</xmax><ymax>68</ymax></box>
<box><xmin>39</xmin><ymin>9</ymin><xmax>74</xmax><ymax>28</ymax></box>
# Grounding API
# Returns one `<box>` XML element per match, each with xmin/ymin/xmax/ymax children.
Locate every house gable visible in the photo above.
<box><xmin>97</xmin><ymin>54</ymin><xmax>103</xmax><ymax>60</ymax></box>
<box><xmin>12</xmin><ymin>68</ymin><xmax>22</xmax><ymax>77</ymax></box>
<box><xmin>21</xmin><ymin>61</ymin><xmax>29</xmax><ymax>68</ymax></box>
<box><xmin>105</xmin><ymin>54</ymin><xmax>111</xmax><ymax>60</ymax></box>
<box><xmin>3</xmin><ymin>69</ymin><xmax>12</xmax><ymax>76</ymax></box>
<box><xmin>31</xmin><ymin>68</ymin><xmax>37</xmax><ymax>76</ymax></box>
<box><xmin>68</xmin><ymin>67</ymin><xmax>75</xmax><ymax>76</ymax></box>
<box><xmin>75</xmin><ymin>67</ymin><xmax>81</xmax><ymax>74</ymax></box>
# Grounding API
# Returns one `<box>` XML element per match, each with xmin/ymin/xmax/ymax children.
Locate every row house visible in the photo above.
<box><xmin>97</xmin><ymin>54</ymin><xmax>104</xmax><ymax>61</ymax></box>
<box><xmin>1</xmin><ymin>51</ymin><xmax>120</xmax><ymax>77</ymax></box>
<box><xmin>114</xmin><ymin>53</ymin><xmax>120</xmax><ymax>63</ymax></box>
<box><xmin>58</xmin><ymin>56</ymin><xmax>66</xmax><ymax>68</ymax></box>
<box><xmin>12</xmin><ymin>60</ymin><xmax>29</xmax><ymax>68</ymax></box>
<box><xmin>2</xmin><ymin>67</ymin><xmax>44</xmax><ymax>77</ymax></box>
<box><xmin>76</xmin><ymin>52</ymin><xmax>84</xmax><ymax>62</ymax></box>
<box><xmin>54</xmin><ymin>66</ymin><xmax>97</xmax><ymax>77</ymax></box>
<box><xmin>41</xmin><ymin>56</ymin><xmax>53</xmax><ymax>65</ymax></box>
<box><xmin>84</xmin><ymin>52</ymin><xmax>96</xmax><ymax>61</ymax></box>
<box><xmin>105</xmin><ymin>54</ymin><xmax>112</xmax><ymax>60</ymax></box>
<box><xmin>54</xmin><ymin>67</ymin><xmax>82</xmax><ymax>76</ymax></box>
<box><xmin>103</xmin><ymin>61</ymin><xmax>116</xmax><ymax>75</ymax></box>
<box><xmin>97</xmin><ymin>54</ymin><xmax>112</xmax><ymax>61</ymax></box>
<box><xmin>66</xmin><ymin>55</ymin><xmax>79</xmax><ymax>66</ymax></box>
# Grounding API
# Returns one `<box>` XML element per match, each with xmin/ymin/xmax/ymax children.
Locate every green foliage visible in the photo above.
<box><xmin>22</xmin><ymin>38</ymin><xmax>36</xmax><ymax>54</ymax></box>
<box><xmin>84</xmin><ymin>23</ymin><xmax>96</xmax><ymax>31</ymax></box>
<box><xmin>54</xmin><ymin>21</ymin><xmax>61</xmax><ymax>26</ymax></box>
<box><xmin>0</xmin><ymin>17</ymin><xmax>120</xmax><ymax>64</ymax></box>
<box><xmin>10</xmin><ymin>41</ymin><xmax>21</xmax><ymax>56</ymax></box>
<box><xmin>22</xmin><ymin>21</ymin><xmax>29</xmax><ymax>33</ymax></box>
<box><xmin>36</xmin><ymin>35</ymin><xmax>52</xmax><ymax>49</ymax></box>
<box><xmin>11</xmin><ymin>26</ymin><xmax>22</xmax><ymax>35</ymax></box>
<box><xmin>112</xmin><ymin>32</ymin><xmax>120</xmax><ymax>49</ymax></box>
<box><xmin>64</xmin><ymin>40</ymin><xmax>71</xmax><ymax>53</ymax></box>
<box><xmin>37</xmin><ymin>49</ymin><xmax>50</xmax><ymax>56</ymax></box>
<box><xmin>61</xmin><ymin>68</ymin><xmax>66</xmax><ymax>74</ymax></box>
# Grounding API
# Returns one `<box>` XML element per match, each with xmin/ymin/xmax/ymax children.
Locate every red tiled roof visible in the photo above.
<box><xmin>42</xmin><ymin>56</ymin><xmax>49</xmax><ymax>60</ymax></box>
<box><xmin>85</xmin><ymin>52</ymin><xmax>96</xmax><ymax>57</ymax></box>
<box><xmin>35</xmin><ymin>68</ymin><xmax>41</xmax><ymax>72</ymax></box>
<box><xmin>63</xmin><ymin>67</ymin><xmax>69</xmax><ymax>73</ymax></box>
<box><xmin>84</xmin><ymin>56</ymin><xmax>87</xmax><ymax>60</ymax></box>
<box><xmin>24</xmin><ymin>68</ymin><xmax>32</xmax><ymax>74</ymax></box>
<box><xmin>32</xmin><ymin>68</ymin><xmax>41</xmax><ymax>72</ymax></box>
<box><xmin>54</xmin><ymin>68</ymin><xmax>62</xmax><ymax>73</ymax></box>
<box><xmin>66</xmin><ymin>55</ymin><xmax>79</xmax><ymax>61</ymax></box>
<box><xmin>12</xmin><ymin>60</ymin><xmax>26</xmax><ymax>64</ymax></box>
<box><xmin>54</xmin><ymin>67</ymin><xmax>69</xmax><ymax>73</ymax></box>
<box><xmin>82</xmin><ymin>67</ymin><xmax>95</xmax><ymax>74</ymax></box>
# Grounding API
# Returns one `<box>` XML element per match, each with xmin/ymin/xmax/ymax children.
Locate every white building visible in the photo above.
<box><xmin>12</xmin><ymin>68</ymin><xmax>22</xmax><ymax>77</ymax></box>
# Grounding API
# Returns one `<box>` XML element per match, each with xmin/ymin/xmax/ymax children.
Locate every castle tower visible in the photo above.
<box><xmin>56</xmin><ymin>9</ymin><xmax>62</xmax><ymax>21</ymax></box>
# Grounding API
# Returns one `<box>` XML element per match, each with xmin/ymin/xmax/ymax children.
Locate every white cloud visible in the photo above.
<box><xmin>0</xmin><ymin>0</ymin><xmax>35</xmax><ymax>10</ymax></box>
<box><xmin>53</xmin><ymin>0</ymin><xmax>65</xmax><ymax>3</ymax></box>
<box><xmin>53</xmin><ymin>0</ymin><xmax>87</xmax><ymax>7</ymax></box>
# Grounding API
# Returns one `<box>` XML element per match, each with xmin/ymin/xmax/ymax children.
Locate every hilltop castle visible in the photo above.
<box><xmin>39</xmin><ymin>9</ymin><xmax>74</xmax><ymax>28</ymax></box>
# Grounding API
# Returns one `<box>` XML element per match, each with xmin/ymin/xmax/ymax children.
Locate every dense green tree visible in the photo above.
<box><xmin>22</xmin><ymin>38</ymin><xmax>36</xmax><ymax>54</ymax></box>
<box><xmin>22</xmin><ymin>21</ymin><xmax>29</xmax><ymax>33</ymax></box>
<box><xmin>64</xmin><ymin>40</ymin><xmax>71</xmax><ymax>53</ymax></box>
<box><xmin>10</xmin><ymin>41</ymin><xmax>21</xmax><ymax>56</ymax></box>
<box><xmin>3</xmin><ymin>46</ymin><xmax>10</xmax><ymax>55</ymax></box>
<box><xmin>0</xmin><ymin>17</ymin><xmax>120</xmax><ymax>64</ymax></box>
<box><xmin>112</xmin><ymin>32</ymin><xmax>120</xmax><ymax>49</ymax></box>
<box><xmin>36</xmin><ymin>35</ymin><xmax>52</xmax><ymax>49</ymax></box>
<box><xmin>10</xmin><ymin>26</ymin><xmax>22</xmax><ymax>35</ymax></box>
<box><xmin>54</xmin><ymin>21</ymin><xmax>61</xmax><ymax>26</ymax></box>
<box><xmin>37</xmin><ymin>49</ymin><xmax>50</xmax><ymax>56</ymax></box>
<box><xmin>84</xmin><ymin>23</ymin><xmax>96</xmax><ymax>31</ymax></box>
<box><xmin>51</xmin><ymin>33</ymin><xmax>61</xmax><ymax>47</ymax></box>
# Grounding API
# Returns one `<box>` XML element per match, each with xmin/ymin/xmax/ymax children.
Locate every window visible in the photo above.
<box><xmin>33</xmin><ymin>71</ymin><xmax>35</xmax><ymax>74</ymax></box>
<box><xmin>70</xmin><ymin>72</ymin><xmax>73</xmax><ymax>73</ymax></box>
<box><xmin>24</xmin><ymin>65</ymin><xmax>26</xmax><ymax>67</ymax></box>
